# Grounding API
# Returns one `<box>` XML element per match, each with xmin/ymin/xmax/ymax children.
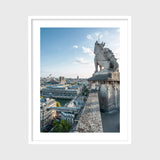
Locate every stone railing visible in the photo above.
<box><xmin>75</xmin><ymin>92</ymin><xmax>103</xmax><ymax>132</ymax></box>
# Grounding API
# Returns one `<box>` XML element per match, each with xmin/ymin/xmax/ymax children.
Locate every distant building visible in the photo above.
<box><xmin>59</xmin><ymin>76</ymin><xmax>65</xmax><ymax>84</ymax></box>
<box><xmin>68</xmin><ymin>84</ymin><xmax>83</xmax><ymax>93</ymax></box>
<box><xmin>77</xmin><ymin>76</ymin><xmax>79</xmax><ymax>80</ymax></box>
<box><xmin>49</xmin><ymin>74</ymin><xmax>52</xmax><ymax>78</ymax></box>
<box><xmin>40</xmin><ymin>98</ymin><xmax>57</xmax><ymax>131</ymax></box>
<box><xmin>61</xmin><ymin>112</ymin><xmax>74</xmax><ymax>124</ymax></box>
<box><xmin>47</xmin><ymin>78</ymin><xmax>59</xmax><ymax>84</ymax></box>
<box><xmin>41</xmin><ymin>84</ymin><xmax>82</xmax><ymax>99</ymax></box>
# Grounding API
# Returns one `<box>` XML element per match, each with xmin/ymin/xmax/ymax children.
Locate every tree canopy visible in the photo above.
<box><xmin>56</xmin><ymin>101</ymin><xmax>61</xmax><ymax>107</ymax></box>
<box><xmin>53</xmin><ymin>120</ymin><xmax>70</xmax><ymax>132</ymax></box>
<box><xmin>82</xmin><ymin>88</ymin><xmax>89</xmax><ymax>96</ymax></box>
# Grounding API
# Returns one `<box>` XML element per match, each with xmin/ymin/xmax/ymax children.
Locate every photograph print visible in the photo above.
<box><xmin>40</xmin><ymin>27</ymin><xmax>120</xmax><ymax>133</ymax></box>
<box><xmin>29</xmin><ymin>17</ymin><xmax>131</xmax><ymax>144</ymax></box>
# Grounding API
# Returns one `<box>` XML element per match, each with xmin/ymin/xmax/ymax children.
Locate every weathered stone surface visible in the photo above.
<box><xmin>75</xmin><ymin>92</ymin><xmax>103</xmax><ymax>132</ymax></box>
<box><xmin>98</xmin><ymin>82</ymin><xmax>120</xmax><ymax>112</ymax></box>
<box><xmin>101</xmin><ymin>110</ymin><xmax>120</xmax><ymax>132</ymax></box>
<box><xmin>88</xmin><ymin>70</ymin><xmax>120</xmax><ymax>82</ymax></box>
<box><xmin>108</xmin><ymin>70</ymin><xmax>120</xmax><ymax>81</ymax></box>
<box><xmin>88</xmin><ymin>73</ymin><xmax>112</xmax><ymax>81</ymax></box>
<box><xmin>98</xmin><ymin>84</ymin><xmax>108</xmax><ymax>112</ymax></box>
<box><xmin>81</xmin><ymin>41</ymin><xmax>120</xmax><ymax>132</ymax></box>
<box><xmin>88</xmin><ymin>41</ymin><xmax>120</xmax><ymax>112</ymax></box>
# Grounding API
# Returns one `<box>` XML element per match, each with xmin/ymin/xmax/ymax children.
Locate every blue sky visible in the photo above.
<box><xmin>41</xmin><ymin>28</ymin><xmax>120</xmax><ymax>78</ymax></box>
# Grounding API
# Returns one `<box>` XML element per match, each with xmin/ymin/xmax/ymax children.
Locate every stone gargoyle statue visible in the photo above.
<box><xmin>94</xmin><ymin>41</ymin><xmax>119</xmax><ymax>75</ymax></box>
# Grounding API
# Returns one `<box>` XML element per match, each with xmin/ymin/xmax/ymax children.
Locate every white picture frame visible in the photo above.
<box><xmin>28</xmin><ymin>16</ymin><xmax>131</xmax><ymax>144</ymax></box>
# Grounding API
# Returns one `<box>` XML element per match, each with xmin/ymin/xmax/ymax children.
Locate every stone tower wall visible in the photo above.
<box><xmin>98</xmin><ymin>82</ymin><xmax>120</xmax><ymax>112</ymax></box>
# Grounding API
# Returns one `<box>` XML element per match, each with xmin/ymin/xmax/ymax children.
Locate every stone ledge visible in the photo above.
<box><xmin>75</xmin><ymin>92</ymin><xmax>103</xmax><ymax>132</ymax></box>
<box><xmin>88</xmin><ymin>73</ymin><xmax>112</xmax><ymax>82</ymax></box>
<box><xmin>88</xmin><ymin>71</ymin><xmax>120</xmax><ymax>82</ymax></box>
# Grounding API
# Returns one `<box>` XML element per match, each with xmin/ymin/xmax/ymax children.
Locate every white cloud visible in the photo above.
<box><xmin>113</xmin><ymin>43</ymin><xmax>120</xmax><ymax>47</ymax></box>
<box><xmin>82</xmin><ymin>46</ymin><xmax>94</xmax><ymax>55</ymax></box>
<box><xmin>87</xmin><ymin>34</ymin><xmax>93</xmax><ymax>40</ymax></box>
<box><xmin>73</xmin><ymin>45</ymin><xmax>78</xmax><ymax>48</ymax></box>
<box><xmin>94</xmin><ymin>32</ymin><xmax>103</xmax><ymax>40</ymax></box>
<box><xmin>99</xmin><ymin>34</ymin><xmax>103</xmax><ymax>39</ymax></box>
<box><xmin>113</xmin><ymin>47</ymin><xmax>120</xmax><ymax>54</ymax></box>
<box><xmin>95</xmin><ymin>32</ymin><xmax>100</xmax><ymax>37</ymax></box>
<box><xmin>75</xmin><ymin>58</ymin><xmax>90</xmax><ymax>65</ymax></box>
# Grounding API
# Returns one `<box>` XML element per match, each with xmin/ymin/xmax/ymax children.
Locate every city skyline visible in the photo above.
<box><xmin>40</xmin><ymin>28</ymin><xmax>120</xmax><ymax>78</ymax></box>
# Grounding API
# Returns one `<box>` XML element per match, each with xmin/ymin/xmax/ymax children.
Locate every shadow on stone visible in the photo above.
<box><xmin>101</xmin><ymin>110</ymin><xmax>120</xmax><ymax>132</ymax></box>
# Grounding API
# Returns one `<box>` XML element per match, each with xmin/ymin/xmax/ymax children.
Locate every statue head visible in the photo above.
<box><xmin>94</xmin><ymin>41</ymin><xmax>105</xmax><ymax>54</ymax></box>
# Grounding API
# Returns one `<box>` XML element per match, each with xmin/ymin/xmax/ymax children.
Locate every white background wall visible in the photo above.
<box><xmin>0</xmin><ymin>0</ymin><xmax>159</xmax><ymax>159</ymax></box>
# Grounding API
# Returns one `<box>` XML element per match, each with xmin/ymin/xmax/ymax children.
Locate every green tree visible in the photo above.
<box><xmin>53</xmin><ymin>120</ymin><xmax>70</xmax><ymax>132</ymax></box>
<box><xmin>85</xmin><ymin>88</ymin><xmax>89</xmax><ymax>95</ymax></box>
<box><xmin>53</xmin><ymin>120</ymin><xmax>59</xmax><ymax>127</ymax></box>
<box><xmin>56</xmin><ymin>101</ymin><xmax>61</xmax><ymax>107</ymax></box>
<box><xmin>61</xmin><ymin>120</ymin><xmax>70</xmax><ymax>131</ymax></box>
<box><xmin>82</xmin><ymin>88</ymin><xmax>89</xmax><ymax>96</ymax></box>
